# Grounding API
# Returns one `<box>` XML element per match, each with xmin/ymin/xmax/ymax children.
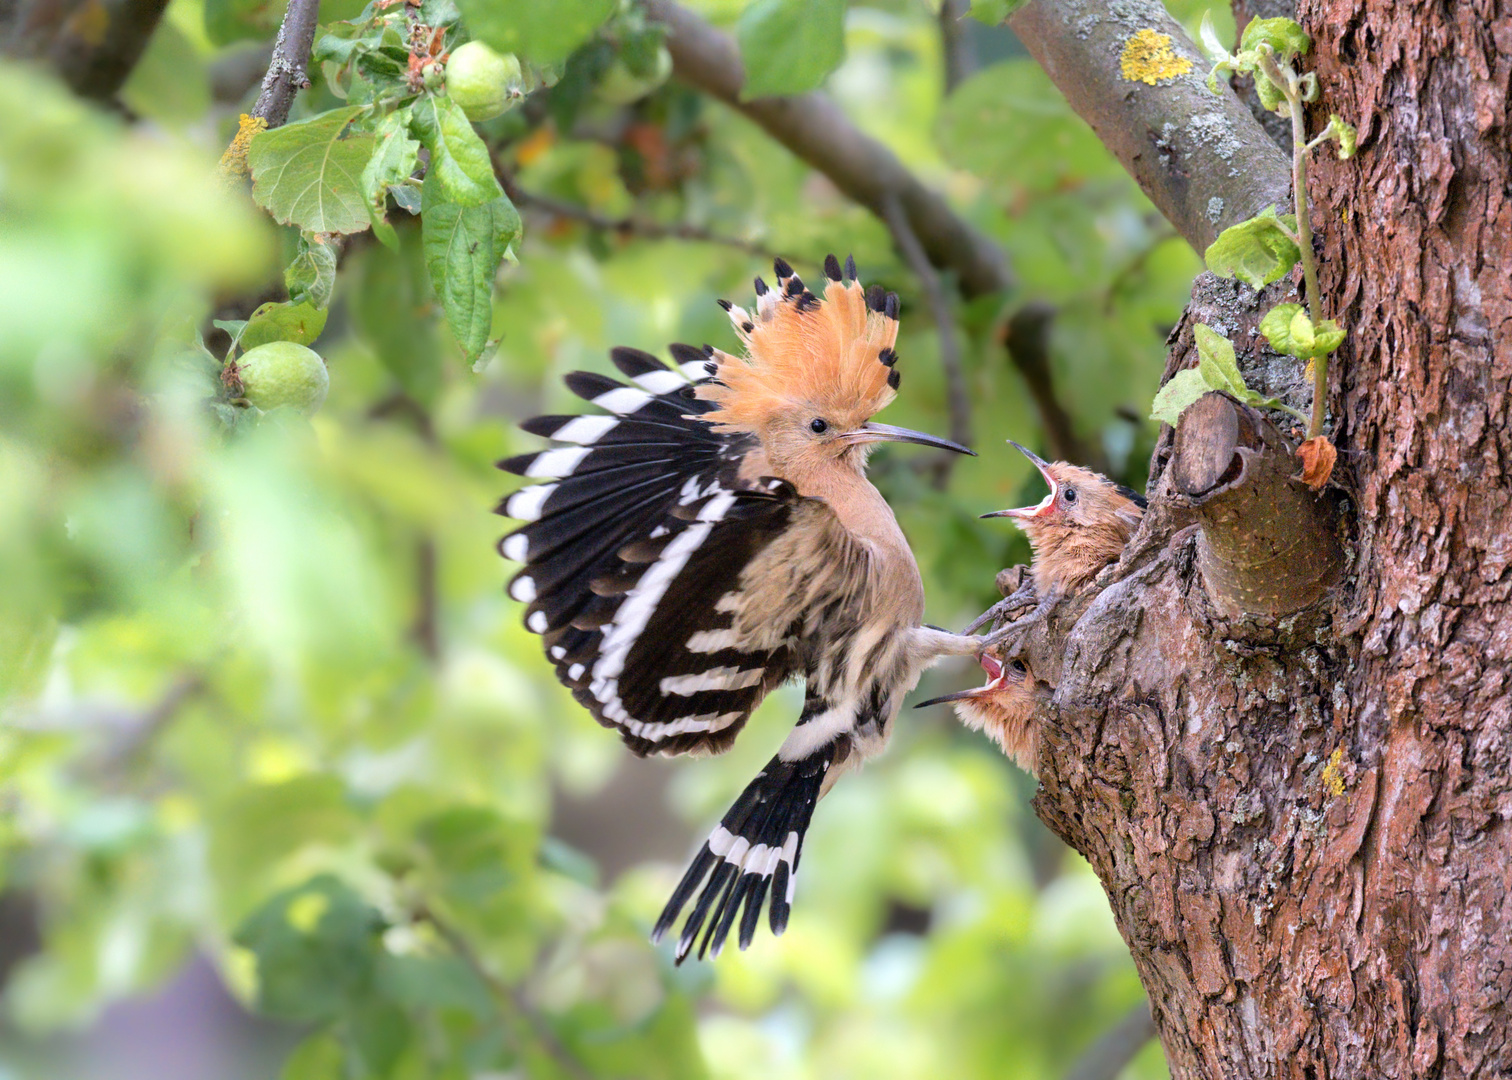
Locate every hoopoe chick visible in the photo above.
<box><xmin>969</xmin><ymin>441</ymin><xmax>1147</xmax><ymax>637</ymax></box>
<box><xmin>497</xmin><ymin>255</ymin><xmax>983</xmax><ymax>963</ymax></box>
<box><xmin>916</xmin><ymin>650</ymin><xmax>1049</xmax><ymax>775</ymax></box>
<box><xmin>986</xmin><ymin>440</ymin><xmax>1148</xmax><ymax>594</ymax></box>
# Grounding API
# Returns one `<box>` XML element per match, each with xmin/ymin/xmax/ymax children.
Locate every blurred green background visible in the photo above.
<box><xmin>0</xmin><ymin>0</ymin><xmax>1224</xmax><ymax>1076</ymax></box>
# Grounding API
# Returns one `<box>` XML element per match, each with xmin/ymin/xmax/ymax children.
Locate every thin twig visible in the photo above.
<box><xmin>500</xmin><ymin>173</ymin><xmax>779</xmax><ymax>260</ymax></box>
<box><xmin>881</xmin><ymin>193</ymin><xmax>972</xmax><ymax>487</ymax></box>
<box><xmin>938</xmin><ymin>0</ymin><xmax>977</xmax><ymax>94</ymax></box>
<box><xmin>422</xmin><ymin>906</ymin><xmax>595</xmax><ymax>1080</ymax></box>
<box><xmin>249</xmin><ymin>0</ymin><xmax>321</xmax><ymax>127</ymax></box>
<box><xmin>1065</xmin><ymin>1000</ymin><xmax>1158</xmax><ymax>1080</ymax></box>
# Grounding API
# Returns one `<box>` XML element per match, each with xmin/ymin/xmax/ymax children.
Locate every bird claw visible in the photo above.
<box><xmin>961</xmin><ymin>584</ymin><xmax>1037</xmax><ymax>635</ymax></box>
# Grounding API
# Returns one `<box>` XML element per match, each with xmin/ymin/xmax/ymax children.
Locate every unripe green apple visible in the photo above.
<box><xmin>447</xmin><ymin>41</ymin><xmax>523</xmax><ymax>122</ymax></box>
<box><xmin>236</xmin><ymin>341</ymin><xmax>329</xmax><ymax>415</ymax></box>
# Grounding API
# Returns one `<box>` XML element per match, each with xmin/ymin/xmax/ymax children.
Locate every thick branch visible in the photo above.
<box><xmin>249</xmin><ymin>0</ymin><xmax>320</xmax><ymax>127</ymax></box>
<box><xmin>1168</xmin><ymin>392</ymin><xmax>1342</xmax><ymax>617</ymax></box>
<box><xmin>1010</xmin><ymin>0</ymin><xmax>1292</xmax><ymax>253</ymax></box>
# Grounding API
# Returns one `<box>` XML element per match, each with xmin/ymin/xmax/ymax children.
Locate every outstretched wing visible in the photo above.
<box><xmin>498</xmin><ymin>345</ymin><xmax>812</xmax><ymax>756</ymax></box>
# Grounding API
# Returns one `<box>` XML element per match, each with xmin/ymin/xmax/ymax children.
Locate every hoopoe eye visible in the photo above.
<box><xmin>1009</xmin><ymin>659</ymin><xmax>1028</xmax><ymax>676</ymax></box>
<box><xmin>809</xmin><ymin>418</ymin><xmax>829</xmax><ymax>434</ymax></box>
<box><xmin>1061</xmin><ymin>487</ymin><xmax>1077</xmax><ymax>505</ymax></box>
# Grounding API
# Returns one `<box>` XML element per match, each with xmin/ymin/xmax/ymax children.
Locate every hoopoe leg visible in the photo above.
<box><xmin>977</xmin><ymin>584</ymin><xmax>1063</xmax><ymax>652</ymax></box>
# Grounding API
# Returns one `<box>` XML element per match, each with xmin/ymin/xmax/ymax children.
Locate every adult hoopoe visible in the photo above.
<box><xmin>967</xmin><ymin>441</ymin><xmax>1147</xmax><ymax>634</ymax></box>
<box><xmin>497</xmin><ymin>256</ymin><xmax>983</xmax><ymax>962</ymax></box>
<box><xmin>915</xmin><ymin>650</ymin><xmax>1048</xmax><ymax>775</ymax></box>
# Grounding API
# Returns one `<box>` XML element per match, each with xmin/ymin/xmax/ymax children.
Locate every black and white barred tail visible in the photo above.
<box><xmin>652</xmin><ymin>740</ymin><xmax>842</xmax><ymax>963</ymax></box>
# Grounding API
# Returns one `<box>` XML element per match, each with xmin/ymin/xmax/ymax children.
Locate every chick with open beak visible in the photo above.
<box><xmin>983</xmin><ymin>441</ymin><xmax>1148</xmax><ymax>596</ymax></box>
<box><xmin>916</xmin><ymin>649</ymin><xmax>1048</xmax><ymax>774</ymax></box>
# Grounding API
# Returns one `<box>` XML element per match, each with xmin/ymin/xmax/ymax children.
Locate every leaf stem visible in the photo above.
<box><xmin>1260</xmin><ymin>48</ymin><xmax>1329</xmax><ymax>441</ymax></box>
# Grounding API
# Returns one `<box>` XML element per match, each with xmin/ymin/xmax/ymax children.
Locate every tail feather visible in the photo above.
<box><xmin>655</xmin><ymin>746</ymin><xmax>836</xmax><ymax>963</ymax></box>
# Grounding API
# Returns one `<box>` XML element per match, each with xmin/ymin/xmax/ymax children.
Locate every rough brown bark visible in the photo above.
<box><xmin>1017</xmin><ymin>2</ymin><xmax>1512</xmax><ymax>1077</ymax></box>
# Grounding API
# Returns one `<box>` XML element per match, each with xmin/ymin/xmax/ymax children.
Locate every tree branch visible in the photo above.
<box><xmin>645</xmin><ymin>0</ymin><xmax>1011</xmax><ymax>299</ymax></box>
<box><xmin>938</xmin><ymin>0</ymin><xmax>977</xmax><ymax>94</ymax></box>
<box><xmin>1010</xmin><ymin>0</ymin><xmax>1292</xmax><ymax>253</ymax></box>
<box><xmin>249</xmin><ymin>0</ymin><xmax>320</xmax><ymax>127</ymax></box>
<box><xmin>880</xmin><ymin>193</ymin><xmax>971</xmax><ymax>485</ymax></box>
<box><xmin>1065</xmin><ymin>1001</ymin><xmax>1158</xmax><ymax>1080</ymax></box>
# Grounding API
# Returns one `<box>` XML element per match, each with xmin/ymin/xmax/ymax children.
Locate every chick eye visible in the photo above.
<box><xmin>1009</xmin><ymin>659</ymin><xmax>1028</xmax><ymax>675</ymax></box>
<box><xmin>810</xmin><ymin>418</ymin><xmax>829</xmax><ymax>434</ymax></box>
<box><xmin>1062</xmin><ymin>487</ymin><xmax>1077</xmax><ymax>504</ymax></box>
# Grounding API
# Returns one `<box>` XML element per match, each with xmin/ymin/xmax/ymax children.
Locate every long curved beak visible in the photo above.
<box><xmin>981</xmin><ymin>439</ymin><xmax>1057</xmax><ymax>519</ymax></box>
<box><xmin>841</xmin><ymin>422</ymin><xmax>975</xmax><ymax>455</ymax></box>
<box><xmin>914</xmin><ymin>686</ymin><xmax>989</xmax><ymax>709</ymax></box>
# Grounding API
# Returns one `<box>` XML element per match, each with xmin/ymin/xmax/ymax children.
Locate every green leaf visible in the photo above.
<box><xmin>421</xmin><ymin>173</ymin><xmax>520</xmax><ymax>363</ymax></box>
<box><xmin>1324</xmin><ymin>113</ymin><xmax>1358</xmax><ymax>159</ymax></box>
<box><xmin>1197</xmin><ymin>11</ymin><xmax>1229</xmax><ymax>62</ymax></box>
<box><xmin>454</xmin><ymin>0</ymin><xmax>613</xmax><ymax>64</ymax></box>
<box><xmin>362</xmin><ymin>110</ymin><xmax>420</xmax><ymax>202</ymax></box>
<box><xmin>1260</xmin><ymin>303</ymin><xmax>1345</xmax><ymax>358</ymax></box>
<box><xmin>1194</xmin><ymin>323</ymin><xmax>1246</xmax><ymax>396</ymax></box>
<box><xmin>965</xmin><ymin>0</ymin><xmax>1028</xmax><ymax>24</ymax></box>
<box><xmin>938</xmin><ymin>60</ymin><xmax>1122</xmax><ymax>194</ymax></box>
<box><xmin>234</xmin><ymin>874</ymin><xmax>384</xmax><ymax>1023</ymax></box>
<box><xmin>248</xmin><ymin>107</ymin><xmax>377</xmax><ymax>235</ymax></box>
<box><xmin>1240</xmin><ymin>16</ymin><xmax>1310</xmax><ymax>59</ymax></box>
<box><xmin>1203</xmin><ymin>205</ymin><xmax>1301</xmax><ymax>289</ymax></box>
<box><xmin>377</xmin><ymin>953</ymin><xmax>493</xmax><ymax>1016</ymax></box>
<box><xmin>280</xmin><ymin>1033</ymin><xmax>346</xmax><ymax>1080</ymax></box>
<box><xmin>737</xmin><ymin>0</ymin><xmax>846</xmax><ymax>100</ymax></box>
<box><xmin>408</xmin><ymin>95</ymin><xmax>504</xmax><ymax>207</ymax></box>
<box><xmin>285</xmin><ymin>235</ymin><xmax>337</xmax><ymax>310</ymax></box>
<box><xmin>240</xmin><ymin>301</ymin><xmax>328</xmax><ymax>351</ymax></box>
<box><xmin>203</xmin><ymin>0</ymin><xmax>284</xmax><ymax>45</ymax></box>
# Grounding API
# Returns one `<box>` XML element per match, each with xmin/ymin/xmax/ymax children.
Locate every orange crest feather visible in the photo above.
<box><xmin>697</xmin><ymin>258</ymin><xmax>901</xmax><ymax>434</ymax></box>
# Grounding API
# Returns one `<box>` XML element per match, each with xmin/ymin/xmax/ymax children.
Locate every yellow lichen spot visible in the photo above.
<box><xmin>1321</xmin><ymin>747</ymin><xmax>1346</xmax><ymax>797</ymax></box>
<box><xmin>218</xmin><ymin>113</ymin><xmax>268</xmax><ymax>182</ymax></box>
<box><xmin>1120</xmin><ymin>29</ymin><xmax>1194</xmax><ymax>86</ymax></box>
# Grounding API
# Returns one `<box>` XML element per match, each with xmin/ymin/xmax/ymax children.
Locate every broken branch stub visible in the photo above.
<box><xmin>1170</xmin><ymin>391</ymin><xmax>1341</xmax><ymax>617</ymax></box>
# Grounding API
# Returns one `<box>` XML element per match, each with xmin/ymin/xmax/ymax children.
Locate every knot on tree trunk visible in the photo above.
<box><xmin>1169</xmin><ymin>391</ymin><xmax>1343</xmax><ymax>620</ymax></box>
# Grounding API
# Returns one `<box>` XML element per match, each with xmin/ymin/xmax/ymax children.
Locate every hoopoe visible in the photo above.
<box><xmin>497</xmin><ymin>256</ymin><xmax>983</xmax><ymax>962</ymax></box>
<box><xmin>968</xmin><ymin>440</ymin><xmax>1147</xmax><ymax>635</ymax></box>
<box><xmin>915</xmin><ymin>650</ymin><xmax>1048</xmax><ymax>775</ymax></box>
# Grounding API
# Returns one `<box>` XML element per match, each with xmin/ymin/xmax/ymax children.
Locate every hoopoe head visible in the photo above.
<box><xmin>697</xmin><ymin>255</ymin><xmax>972</xmax><ymax>473</ymax></box>
<box><xmin>916</xmin><ymin>650</ymin><xmax>1048</xmax><ymax>774</ymax></box>
<box><xmin>983</xmin><ymin>441</ymin><xmax>1146</xmax><ymax>582</ymax></box>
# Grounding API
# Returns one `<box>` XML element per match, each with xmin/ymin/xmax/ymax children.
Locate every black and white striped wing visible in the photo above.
<box><xmin>497</xmin><ymin>345</ymin><xmax>799</xmax><ymax>756</ymax></box>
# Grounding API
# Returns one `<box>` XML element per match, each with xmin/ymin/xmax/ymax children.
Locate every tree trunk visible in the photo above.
<box><xmin>1024</xmin><ymin>2</ymin><xmax>1512</xmax><ymax>1077</ymax></box>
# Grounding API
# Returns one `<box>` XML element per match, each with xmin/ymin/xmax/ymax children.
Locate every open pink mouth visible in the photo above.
<box><xmin>978</xmin><ymin>652</ymin><xmax>1004</xmax><ymax>687</ymax></box>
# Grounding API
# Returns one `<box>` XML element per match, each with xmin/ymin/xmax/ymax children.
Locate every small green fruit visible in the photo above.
<box><xmin>236</xmin><ymin>341</ymin><xmax>329</xmax><ymax>415</ymax></box>
<box><xmin>421</xmin><ymin>61</ymin><xmax>445</xmax><ymax>92</ymax></box>
<box><xmin>595</xmin><ymin>45</ymin><xmax>672</xmax><ymax>107</ymax></box>
<box><xmin>447</xmin><ymin>41</ymin><xmax>523</xmax><ymax>122</ymax></box>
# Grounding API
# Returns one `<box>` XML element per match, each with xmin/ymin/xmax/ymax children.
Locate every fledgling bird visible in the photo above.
<box><xmin>496</xmin><ymin>255</ymin><xmax>984</xmax><ymax>962</ymax></box>
<box><xmin>969</xmin><ymin>441</ymin><xmax>1147</xmax><ymax>635</ymax></box>
<box><xmin>915</xmin><ymin>650</ymin><xmax>1048</xmax><ymax>775</ymax></box>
